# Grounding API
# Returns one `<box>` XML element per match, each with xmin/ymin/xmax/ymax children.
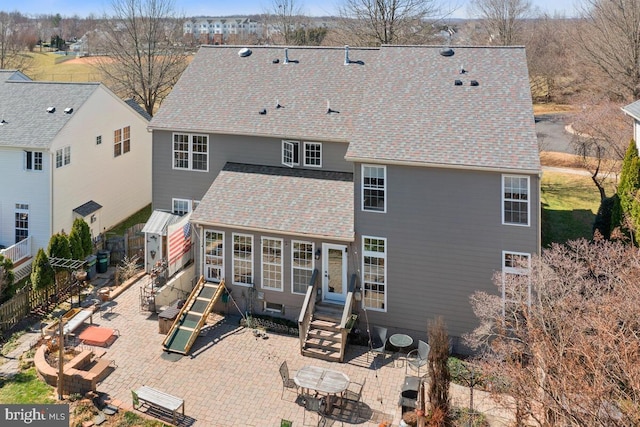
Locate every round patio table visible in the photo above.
<box><xmin>389</xmin><ymin>334</ymin><xmax>413</xmax><ymax>367</ymax></box>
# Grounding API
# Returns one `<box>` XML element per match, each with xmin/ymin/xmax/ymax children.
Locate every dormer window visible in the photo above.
<box><xmin>303</xmin><ymin>142</ymin><xmax>322</xmax><ymax>167</ymax></box>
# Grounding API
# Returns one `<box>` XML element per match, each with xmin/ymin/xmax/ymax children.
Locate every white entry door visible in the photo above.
<box><xmin>322</xmin><ymin>243</ymin><xmax>348</xmax><ymax>303</ymax></box>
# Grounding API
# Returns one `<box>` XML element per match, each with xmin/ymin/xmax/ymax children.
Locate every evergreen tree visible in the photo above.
<box><xmin>0</xmin><ymin>254</ymin><xmax>14</xmax><ymax>299</ymax></box>
<box><xmin>31</xmin><ymin>248</ymin><xmax>54</xmax><ymax>292</ymax></box>
<box><xmin>69</xmin><ymin>231</ymin><xmax>83</xmax><ymax>259</ymax></box>
<box><xmin>47</xmin><ymin>232</ymin><xmax>71</xmax><ymax>259</ymax></box>
<box><xmin>614</xmin><ymin>140</ymin><xmax>640</xmax><ymax>239</ymax></box>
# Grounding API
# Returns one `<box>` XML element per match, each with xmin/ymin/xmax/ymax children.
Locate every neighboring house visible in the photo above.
<box><xmin>622</xmin><ymin>100</ymin><xmax>640</xmax><ymax>145</ymax></box>
<box><xmin>148</xmin><ymin>45</ymin><xmax>540</xmax><ymax>356</ymax></box>
<box><xmin>0</xmin><ymin>70</ymin><xmax>152</xmax><ymax>279</ymax></box>
<box><xmin>183</xmin><ymin>17</ymin><xmax>261</xmax><ymax>44</ymax></box>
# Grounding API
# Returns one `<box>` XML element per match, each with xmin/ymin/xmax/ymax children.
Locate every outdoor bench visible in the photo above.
<box><xmin>132</xmin><ymin>385</ymin><xmax>184</xmax><ymax>424</ymax></box>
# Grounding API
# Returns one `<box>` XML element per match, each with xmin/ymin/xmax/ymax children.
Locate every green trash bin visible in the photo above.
<box><xmin>96</xmin><ymin>250</ymin><xmax>110</xmax><ymax>274</ymax></box>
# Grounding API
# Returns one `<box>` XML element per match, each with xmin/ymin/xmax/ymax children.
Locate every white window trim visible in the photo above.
<box><xmin>303</xmin><ymin>141</ymin><xmax>322</xmax><ymax>168</ymax></box>
<box><xmin>24</xmin><ymin>151</ymin><xmax>43</xmax><ymax>172</ymax></box>
<box><xmin>204</xmin><ymin>229</ymin><xmax>224</xmax><ymax>283</ymax></box>
<box><xmin>282</xmin><ymin>140</ymin><xmax>299</xmax><ymax>167</ymax></box>
<box><xmin>501</xmin><ymin>250</ymin><xmax>532</xmax><ymax>317</ymax></box>
<box><xmin>362</xmin><ymin>236</ymin><xmax>387</xmax><ymax>312</ymax></box>
<box><xmin>232</xmin><ymin>233</ymin><xmax>254</xmax><ymax>286</ymax></box>
<box><xmin>361</xmin><ymin>164</ymin><xmax>387</xmax><ymax>213</ymax></box>
<box><xmin>263</xmin><ymin>301</ymin><xmax>284</xmax><ymax>313</ymax></box>
<box><xmin>502</xmin><ymin>174</ymin><xmax>530</xmax><ymax>227</ymax></box>
<box><xmin>55</xmin><ymin>146</ymin><xmax>71</xmax><ymax>168</ymax></box>
<box><xmin>172</xmin><ymin>132</ymin><xmax>209</xmax><ymax>172</ymax></box>
<box><xmin>172</xmin><ymin>198</ymin><xmax>192</xmax><ymax>216</ymax></box>
<box><xmin>291</xmin><ymin>240</ymin><xmax>314</xmax><ymax>295</ymax></box>
<box><xmin>261</xmin><ymin>237</ymin><xmax>283</xmax><ymax>291</ymax></box>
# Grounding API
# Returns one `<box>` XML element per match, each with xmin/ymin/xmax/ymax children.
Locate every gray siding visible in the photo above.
<box><xmin>152</xmin><ymin>130</ymin><xmax>351</xmax><ymax>211</ymax></box>
<box><xmin>193</xmin><ymin>225</ymin><xmax>357</xmax><ymax>319</ymax></box>
<box><xmin>354</xmin><ymin>164</ymin><xmax>540</xmax><ymax>343</ymax></box>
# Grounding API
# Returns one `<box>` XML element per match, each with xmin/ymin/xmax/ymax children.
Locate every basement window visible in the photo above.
<box><xmin>264</xmin><ymin>301</ymin><xmax>284</xmax><ymax>314</ymax></box>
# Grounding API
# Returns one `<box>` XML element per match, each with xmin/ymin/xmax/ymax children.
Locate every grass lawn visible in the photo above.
<box><xmin>27</xmin><ymin>51</ymin><xmax>102</xmax><ymax>82</ymax></box>
<box><xmin>541</xmin><ymin>171</ymin><xmax>614</xmax><ymax>247</ymax></box>
<box><xmin>0</xmin><ymin>368</ymin><xmax>57</xmax><ymax>403</ymax></box>
<box><xmin>106</xmin><ymin>204</ymin><xmax>152</xmax><ymax>237</ymax></box>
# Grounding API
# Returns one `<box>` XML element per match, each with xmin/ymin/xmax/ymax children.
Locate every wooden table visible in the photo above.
<box><xmin>294</xmin><ymin>365</ymin><xmax>350</xmax><ymax>412</ymax></box>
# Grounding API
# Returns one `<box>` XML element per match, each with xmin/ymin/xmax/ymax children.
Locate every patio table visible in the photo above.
<box><xmin>294</xmin><ymin>365</ymin><xmax>350</xmax><ymax>413</ymax></box>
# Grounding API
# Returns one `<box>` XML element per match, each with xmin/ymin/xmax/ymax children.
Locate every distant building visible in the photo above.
<box><xmin>183</xmin><ymin>17</ymin><xmax>262</xmax><ymax>45</ymax></box>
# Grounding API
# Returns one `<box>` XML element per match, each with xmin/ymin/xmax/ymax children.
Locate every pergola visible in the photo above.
<box><xmin>48</xmin><ymin>257</ymin><xmax>87</xmax><ymax>306</ymax></box>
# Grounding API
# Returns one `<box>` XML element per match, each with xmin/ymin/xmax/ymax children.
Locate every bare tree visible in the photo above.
<box><xmin>468</xmin><ymin>0</ymin><xmax>532</xmax><ymax>45</ymax></box>
<box><xmin>264</xmin><ymin>0</ymin><xmax>306</xmax><ymax>45</ymax></box>
<box><xmin>576</xmin><ymin>0</ymin><xmax>640</xmax><ymax>101</ymax></box>
<box><xmin>337</xmin><ymin>0</ymin><xmax>440</xmax><ymax>46</ymax></box>
<box><xmin>466</xmin><ymin>238</ymin><xmax>640</xmax><ymax>426</ymax></box>
<box><xmin>570</xmin><ymin>96</ymin><xmax>632</xmax><ymax>200</ymax></box>
<box><xmin>95</xmin><ymin>0</ymin><xmax>189</xmax><ymax>116</ymax></box>
<box><xmin>0</xmin><ymin>11</ymin><xmax>34</xmax><ymax>71</ymax></box>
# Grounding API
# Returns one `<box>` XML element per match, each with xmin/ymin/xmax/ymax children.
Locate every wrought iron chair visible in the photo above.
<box><xmin>279</xmin><ymin>361</ymin><xmax>299</xmax><ymax>400</ymax></box>
<box><xmin>341</xmin><ymin>378</ymin><xmax>366</xmax><ymax>420</ymax></box>
<box><xmin>367</xmin><ymin>325</ymin><xmax>388</xmax><ymax>363</ymax></box>
<box><xmin>303</xmin><ymin>395</ymin><xmax>326</xmax><ymax>427</ymax></box>
<box><xmin>406</xmin><ymin>340</ymin><xmax>431</xmax><ymax>377</ymax></box>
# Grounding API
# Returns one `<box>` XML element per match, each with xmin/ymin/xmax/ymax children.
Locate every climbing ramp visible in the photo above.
<box><xmin>162</xmin><ymin>277</ymin><xmax>225</xmax><ymax>355</ymax></box>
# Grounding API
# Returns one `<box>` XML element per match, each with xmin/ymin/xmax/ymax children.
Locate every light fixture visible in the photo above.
<box><xmin>315</xmin><ymin>249</ymin><xmax>321</xmax><ymax>260</ymax></box>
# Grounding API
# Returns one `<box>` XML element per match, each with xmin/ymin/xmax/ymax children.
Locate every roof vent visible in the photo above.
<box><xmin>238</xmin><ymin>47</ymin><xmax>252</xmax><ymax>57</ymax></box>
<box><xmin>454</xmin><ymin>80</ymin><xmax>463</xmax><ymax>86</ymax></box>
<box><xmin>470</xmin><ymin>80</ymin><xmax>479</xmax><ymax>86</ymax></box>
<box><xmin>326</xmin><ymin>100</ymin><xmax>339</xmax><ymax>114</ymax></box>
<box><xmin>459</xmin><ymin>65</ymin><xmax>466</xmax><ymax>74</ymax></box>
<box><xmin>273</xmin><ymin>58</ymin><xmax>280</xmax><ymax>64</ymax></box>
<box><xmin>344</xmin><ymin>45</ymin><xmax>350</xmax><ymax>65</ymax></box>
<box><xmin>0</xmin><ymin>119</ymin><xmax>6</xmax><ymax>125</ymax></box>
<box><xmin>64</xmin><ymin>107</ymin><xmax>73</xmax><ymax>114</ymax></box>
<box><xmin>46</xmin><ymin>107</ymin><xmax>55</xmax><ymax>113</ymax></box>
<box><xmin>276</xmin><ymin>99</ymin><xmax>283</xmax><ymax>109</ymax></box>
<box><xmin>259</xmin><ymin>108</ymin><xmax>267</xmax><ymax>115</ymax></box>
<box><xmin>284</xmin><ymin>48</ymin><xmax>289</xmax><ymax>64</ymax></box>
<box><xmin>440</xmin><ymin>48</ymin><xmax>454</xmax><ymax>57</ymax></box>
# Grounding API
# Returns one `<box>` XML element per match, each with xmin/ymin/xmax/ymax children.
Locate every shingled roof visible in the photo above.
<box><xmin>191</xmin><ymin>163</ymin><xmax>354</xmax><ymax>240</ymax></box>
<box><xmin>150</xmin><ymin>45</ymin><xmax>539</xmax><ymax>172</ymax></box>
<box><xmin>0</xmin><ymin>78</ymin><xmax>99</xmax><ymax>149</ymax></box>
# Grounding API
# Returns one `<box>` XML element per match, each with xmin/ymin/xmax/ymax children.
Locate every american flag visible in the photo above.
<box><xmin>168</xmin><ymin>221</ymin><xmax>192</xmax><ymax>265</ymax></box>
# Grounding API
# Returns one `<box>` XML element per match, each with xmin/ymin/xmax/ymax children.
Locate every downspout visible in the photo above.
<box><xmin>49</xmin><ymin>150</ymin><xmax>54</xmax><ymax>249</ymax></box>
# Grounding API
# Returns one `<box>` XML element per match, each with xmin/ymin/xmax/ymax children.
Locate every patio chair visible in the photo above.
<box><xmin>406</xmin><ymin>340</ymin><xmax>430</xmax><ymax>377</ymax></box>
<box><xmin>367</xmin><ymin>325</ymin><xmax>388</xmax><ymax>363</ymax></box>
<box><xmin>303</xmin><ymin>396</ymin><xmax>326</xmax><ymax>427</ymax></box>
<box><xmin>279</xmin><ymin>361</ymin><xmax>299</xmax><ymax>400</ymax></box>
<box><xmin>280</xmin><ymin>419</ymin><xmax>293</xmax><ymax>427</ymax></box>
<box><xmin>341</xmin><ymin>378</ymin><xmax>366</xmax><ymax>419</ymax></box>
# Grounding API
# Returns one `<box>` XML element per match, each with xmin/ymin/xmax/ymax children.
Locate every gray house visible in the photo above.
<box><xmin>148</xmin><ymin>45</ymin><xmax>540</xmax><ymax>359</ymax></box>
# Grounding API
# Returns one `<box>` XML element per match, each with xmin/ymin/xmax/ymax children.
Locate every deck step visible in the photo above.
<box><xmin>301</xmin><ymin>346</ymin><xmax>341</xmax><ymax>362</ymax></box>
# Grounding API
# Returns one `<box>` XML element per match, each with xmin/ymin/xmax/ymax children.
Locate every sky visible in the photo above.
<box><xmin>8</xmin><ymin>0</ymin><xmax>581</xmax><ymax>20</ymax></box>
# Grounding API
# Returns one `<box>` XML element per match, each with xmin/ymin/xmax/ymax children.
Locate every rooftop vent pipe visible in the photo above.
<box><xmin>64</xmin><ymin>107</ymin><xmax>73</xmax><ymax>114</ymax></box>
<box><xmin>344</xmin><ymin>45</ymin><xmax>350</xmax><ymax>65</ymax></box>
<box><xmin>284</xmin><ymin>48</ymin><xmax>289</xmax><ymax>64</ymax></box>
<box><xmin>46</xmin><ymin>107</ymin><xmax>55</xmax><ymax>113</ymax></box>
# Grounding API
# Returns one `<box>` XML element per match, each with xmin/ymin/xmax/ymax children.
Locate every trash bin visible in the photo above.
<box><xmin>85</xmin><ymin>255</ymin><xmax>97</xmax><ymax>279</ymax></box>
<box><xmin>96</xmin><ymin>250</ymin><xmax>110</xmax><ymax>274</ymax></box>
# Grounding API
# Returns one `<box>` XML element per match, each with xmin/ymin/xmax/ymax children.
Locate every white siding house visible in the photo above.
<box><xmin>0</xmin><ymin>70</ymin><xmax>152</xmax><ymax>278</ymax></box>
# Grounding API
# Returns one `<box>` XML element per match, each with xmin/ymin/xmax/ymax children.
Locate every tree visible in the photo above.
<box><xmin>576</xmin><ymin>0</ymin><xmax>640</xmax><ymax>101</ymax></box>
<box><xmin>611</xmin><ymin>140</ymin><xmax>640</xmax><ymax>236</ymax></box>
<box><xmin>70</xmin><ymin>218</ymin><xmax>93</xmax><ymax>258</ymax></box>
<box><xmin>337</xmin><ymin>0</ymin><xmax>439</xmax><ymax>46</ymax></box>
<box><xmin>31</xmin><ymin>248</ymin><xmax>54</xmax><ymax>295</ymax></box>
<box><xmin>47</xmin><ymin>233</ymin><xmax>71</xmax><ymax>260</ymax></box>
<box><xmin>95</xmin><ymin>0</ymin><xmax>189</xmax><ymax>116</ymax></box>
<box><xmin>265</xmin><ymin>0</ymin><xmax>305</xmax><ymax>45</ymax></box>
<box><xmin>466</xmin><ymin>238</ymin><xmax>640</xmax><ymax>426</ymax></box>
<box><xmin>0</xmin><ymin>11</ymin><xmax>34</xmax><ymax>70</ymax></box>
<box><xmin>0</xmin><ymin>254</ymin><xmax>14</xmax><ymax>300</ymax></box>
<box><xmin>468</xmin><ymin>0</ymin><xmax>532</xmax><ymax>46</ymax></box>
<box><xmin>427</xmin><ymin>317</ymin><xmax>451</xmax><ymax>425</ymax></box>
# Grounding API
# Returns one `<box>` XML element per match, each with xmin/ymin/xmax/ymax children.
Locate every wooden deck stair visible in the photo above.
<box><xmin>301</xmin><ymin>303</ymin><xmax>344</xmax><ymax>362</ymax></box>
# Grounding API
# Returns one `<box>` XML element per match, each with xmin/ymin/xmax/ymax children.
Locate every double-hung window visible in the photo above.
<box><xmin>261</xmin><ymin>237</ymin><xmax>283</xmax><ymax>291</ymax></box>
<box><xmin>233</xmin><ymin>233</ymin><xmax>253</xmax><ymax>285</ymax></box>
<box><xmin>362</xmin><ymin>165</ymin><xmax>386</xmax><ymax>212</ymax></box>
<box><xmin>502</xmin><ymin>175</ymin><xmax>529</xmax><ymax>226</ymax></box>
<box><xmin>303</xmin><ymin>142</ymin><xmax>322</xmax><ymax>167</ymax></box>
<box><xmin>25</xmin><ymin>151</ymin><xmax>43</xmax><ymax>171</ymax></box>
<box><xmin>502</xmin><ymin>251</ymin><xmax>531</xmax><ymax>317</ymax></box>
<box><xmin>15</xmin><ymin>203</ymin><xmax>29</xmax><ymax>243</ymax></box>
<box><xmin>362</xmin><ymin>236</ymin><xmax>386</xmax><ymax>311</ymax></box>
<box><xmin>204</xmin><ymin>230</ymin><xmax>224</xmax><ymax>282</ymax></box>
<box><xmin>114</xmin><ymin>126</ymin><xmax>131</xmax><ymax>157</ymax></box>
<box><xmin>173</xmin><ymin>133</ymin><xmax>209</xmax><ymax>171</ymax></box>
<box><xmin>292</xmin><ymin>241</ymin><xmax>314</xmax><ymax>294</ymax></box>
<box><xmin>55</xmin><ymin>146</ymin><xmax>71</xmax><ymax>168</ymax></box>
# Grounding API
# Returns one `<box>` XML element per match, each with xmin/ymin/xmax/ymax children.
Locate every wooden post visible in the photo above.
<box><xmin>417</xmin><ymin>380</ymin><xmax>425</xmax><ymax>427</ymax></box>
<box><xmin>57</xmin><ymin>318</ymin><xmax>64</xmax><ymax>400</ymax></box>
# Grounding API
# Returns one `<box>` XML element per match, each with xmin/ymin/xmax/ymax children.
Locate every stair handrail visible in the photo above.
<box><xmin>182</xmin><ymin>279</ymin><xmax>226</xmax><ymax>354</ymax></box>
<box><xmin>298</xmin><ymin>269</ymin><xmax>319</xmax><ymax>350</ymax></box>
<box><xmin>337</xmin><ymin>273</ymin><xmax>359</xmax><ymax>362</ymax></box>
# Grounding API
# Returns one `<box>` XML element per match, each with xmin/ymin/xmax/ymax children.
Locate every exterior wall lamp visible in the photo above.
<box><xmin>315</xmin><ymin>249</ymin><xmax>321</xmax><ymax>260</ymax></box>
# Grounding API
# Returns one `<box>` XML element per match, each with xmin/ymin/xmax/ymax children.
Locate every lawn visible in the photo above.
<box><xmin>27</xmin><ymin>51</ymin><xmax>103</xmax><ymax>82</ymax></box>
<box><xmin>0</xmin><ymin>368</ymin><xmax>57</xmax><ymax>404</ymax></box>
<box><xmin>106</xmin><ymin>204</ymin><xmax>152</xmax><ymax>237</ymax></box>
<box><xmin>541</xmin><ymin>170</ymin><xmax>614</xmax><ymax>247</ymax></box>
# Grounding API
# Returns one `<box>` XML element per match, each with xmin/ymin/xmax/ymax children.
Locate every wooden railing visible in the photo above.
<box><xmin>337</xmin><ymin>273</ymin><xmax>359</xmax><ymax>362</ymax></box>
<box><xmin>298</xmin><ymin>269</ymin><xmax>319</xmax><ymax>350</ymax></box>
<box><xmin>0</xmin><ymin>236</ymin><xmax>32</xmax><ymax>264</ymax></box>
